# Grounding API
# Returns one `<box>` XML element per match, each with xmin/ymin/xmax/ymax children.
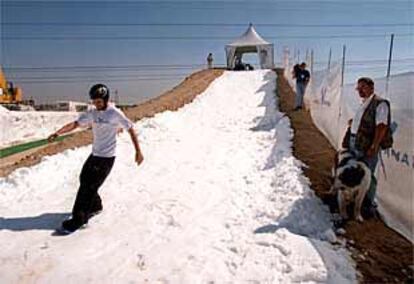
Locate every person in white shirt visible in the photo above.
<box><xmin>48</xmin><ymin>84</ymin><xmax>144</xmax><ymax>233</ymax></box>
<box><xmin>342</xmin><ymin>77</ymin><xmax>391</xmax><ymax>217</ymax></box>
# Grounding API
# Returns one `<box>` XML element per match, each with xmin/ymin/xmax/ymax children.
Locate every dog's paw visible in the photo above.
<box><xmin>356</xmin><ymin>215</ymin><xmax>364</xmax><ymax>222</ymax></box>
<box><xmin>335</xmin><ymin>227</ymin><xmax>346</xmax><ymax>235</ymax></box>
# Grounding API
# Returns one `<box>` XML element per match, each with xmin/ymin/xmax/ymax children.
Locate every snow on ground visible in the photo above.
<box><xmin>0</xmin><ymin>70</ymin><xmax>355</xmax><ymax>283</ymax></box>
<box><xmin>0</xmin><ymin>109</ymin><xmax>79</xmax><ymax>147</ymax></box>
<box><xmin>0</xmin><ymin>105</ymin><xmax>9</xmax><ymax>114</ymax></box>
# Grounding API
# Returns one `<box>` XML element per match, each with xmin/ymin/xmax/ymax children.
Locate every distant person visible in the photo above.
<box><xmin>341</xmin><ymin>77</ymin><xmax>393</xmax><ymax>217</ymax></box>
<box><xmin>207</xmin><ymin>53</ymin><xmax>214</xmax><ymax>69</ymax></box>
<box><xmin>294</xmin><ymin>62</ymin><xmax>310</xmax><ymax>110</ymax></box>
<box><xmin>234</xmin><ymin>57</ymin><xmax>245</xmax><ymax>71</ymax></box>
<box><xmin>292</xmin><ymin>63</ymin><xmax>300</xmax><ymax>79</ymax></box>
<box><xmin>48</xmin><ymin>84</ymin><xmax>144</xmax><ymax>234</ymax></box>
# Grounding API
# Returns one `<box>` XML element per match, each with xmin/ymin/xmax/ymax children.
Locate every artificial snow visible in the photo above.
<box><xmin>0</xmin><ymin>70</ymin><xmax>355</xmax><ymax>283</ymax></box>
<box><xmin>0</xmin><ymin>110</ymin><xmax>79</xmax><ymax>147</ymax></box>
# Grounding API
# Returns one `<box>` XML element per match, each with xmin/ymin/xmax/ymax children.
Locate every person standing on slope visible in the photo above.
<box><xmin>207</xmin><ymin>53</ymin><xmax>214</xmax><ymax>69</ymax></box>
<box><xmin>294</xmin><ymin>62</ymin><xmax>311</xmax><ymax>111</ymax></box>
<box><xmin>48</xmin><ymin>84</ymin><xmax>144</xmax><ymax>233</ymax></box>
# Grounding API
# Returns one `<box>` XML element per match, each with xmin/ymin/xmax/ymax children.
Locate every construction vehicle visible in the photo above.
<box><xmin>0</xmin><ymin>66</ymin><xmax>34</xmax><ymax>110</ymax></box>
<box><xmin>0</xmin><ymin>65</ymin><xmax>24</xmax><ymax>105</ymax></box>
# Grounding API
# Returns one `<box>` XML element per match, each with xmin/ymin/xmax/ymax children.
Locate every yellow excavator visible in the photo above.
<box><xmin>0</xmin><ymin>65</ymin><xmax>23</xmax><ymax>104</ymax></box>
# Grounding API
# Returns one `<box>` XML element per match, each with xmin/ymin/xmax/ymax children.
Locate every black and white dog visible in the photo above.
<box><xmin>330</xmin><ymin>149</ymin><xmax>371</xmax><ymax>222</ymax></box>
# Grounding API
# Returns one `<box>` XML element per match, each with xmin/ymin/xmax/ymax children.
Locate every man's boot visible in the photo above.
<box><xmin>62</xmin><ymin>211</ymin><xmax>87</xmax><ymax>232</ymax></box>
<box><xmin>88</xmin><ymin>195</ymin><xmax>103</xmax><ymax>218</ymax></box>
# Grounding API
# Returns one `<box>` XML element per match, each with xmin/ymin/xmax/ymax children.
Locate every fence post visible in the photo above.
<box><xmin>293</xmin><ymin>48</ymin><xmax>297</xmax><ymax>63</ymax></box>
<box><xmin>341</xmin><ymin>45</ymin><xmax>346</xmax><ymax>87</ymax></box>
<box><xmin>387</xmin><ymin>34</ymin><xmax>395</xmax><ymax>79</ymax></box>
<box><xmin>310</xmin><ymin>49</ymin><xmax>314</xmax><ymax>74</ymax></box>
<box><xmin>327</xmin><ymin>48</ymin><xmax>332</xmax><ymax>72</ymax></box>
<box><xmin>283</xmin><ymin>47</ymin><xmax>289</xmax><ymax>69</ymax></box>
<box><xmin>337</xmin><ymin>45</ymin><xmax>346</xmax><ymax>148</ymax></box>
<box><xmin>385</xmin><ymin>34</ymin><xmax>395</xmax><ymax>96</ymax></box>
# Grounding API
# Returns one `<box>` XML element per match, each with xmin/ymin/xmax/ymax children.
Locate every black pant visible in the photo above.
<box><xmin>71</xmin><ymin>155</ymin><xmax>115</xmax><ymax>224</ymax></box>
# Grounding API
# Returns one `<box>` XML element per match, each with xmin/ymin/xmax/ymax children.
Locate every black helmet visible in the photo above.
<box><xmin>89</xmin><ymin>84</ymin><xmax>110</xmax><ymax>101</ymax></box>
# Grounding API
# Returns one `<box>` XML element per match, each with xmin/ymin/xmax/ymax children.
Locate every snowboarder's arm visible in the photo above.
<box><xmin>48</xmin><ymin>121</ymin><xmax>79</xmax><ymax>143</ymax></box>
<box><xmin>114</xmin><ymin>107</ymin><xmax>143</xmax><ymax>165</ymax></box>
<box><xmin>128</xmin><ymin>127</ymin><xmax>144</xmax><ymax>166</ymax></box>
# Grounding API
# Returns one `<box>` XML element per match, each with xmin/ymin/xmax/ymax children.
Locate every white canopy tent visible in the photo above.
<box><xmin>225</xmin><ymin>24</ymin><xmax>274</xmax><ymax>70</ymax></box>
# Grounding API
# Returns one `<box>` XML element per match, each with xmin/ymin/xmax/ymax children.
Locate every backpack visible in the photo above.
<box><xmin>377</xmin><ymin>99</ymin><xmax>394</xmax><ymax>150</ymax></box>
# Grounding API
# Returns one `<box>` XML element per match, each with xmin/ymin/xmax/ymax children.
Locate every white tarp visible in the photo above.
<box><xmin>225</xmin><ymin>24</ymin><xmax>274</xmax><ymax>70</ymax></box>
<box><xmin>300</xmin><ymin>59</ymin><xmax>414</xmax><ymax>242</ymax></box>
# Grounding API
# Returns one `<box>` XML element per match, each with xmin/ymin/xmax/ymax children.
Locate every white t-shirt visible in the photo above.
<box><xmin>77</xmin><ymin>104</ymin><xmax>133</xmax><ymax>157</ymax></box>
<box><xmin>351</xmin><ymin>94</ymin><xmax>389</xmax><ymax>135</ymax></box>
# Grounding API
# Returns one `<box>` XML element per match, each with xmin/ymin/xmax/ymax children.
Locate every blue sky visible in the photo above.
<box><xmin>1</xmin><ymin>0</ymin><xmax>413</xmax><ymax>104</ymax></box>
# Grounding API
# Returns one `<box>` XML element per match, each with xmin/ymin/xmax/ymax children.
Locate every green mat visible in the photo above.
<box><xmin>0</xmin><ymin>134</ymin><xmax>72</xmax><ymax>159</ymax></box>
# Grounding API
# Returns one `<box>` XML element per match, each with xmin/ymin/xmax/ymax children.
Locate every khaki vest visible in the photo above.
<box><xmin>355</xmin><ymin>95</ymin><xmax>392</xmax><ymax>152</ymax></box>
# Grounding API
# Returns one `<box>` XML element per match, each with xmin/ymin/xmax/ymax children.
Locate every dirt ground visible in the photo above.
<box><xmin>275</xmin><ymin>68</ymin><xmax>413</xmax><ymax>283</ymax></box>
<box><xmin>0</xmin><ymin>68</ymin><xmax>224</xmax><ymax>177</ymax></box>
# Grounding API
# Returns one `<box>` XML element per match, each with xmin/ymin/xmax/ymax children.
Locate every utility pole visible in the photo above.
<box><xmin>115</xmin><ymin>89</ymin><xmax>119</xmax><ymax>106</ymax></box>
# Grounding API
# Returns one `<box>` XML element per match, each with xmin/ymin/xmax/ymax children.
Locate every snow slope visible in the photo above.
<box><xmin>0</xmin><ymin>110</ymin><xmax>79</xmax><ymax>147</ymax></box>
<box><xmin>0</xmin><ymin>70</ymin><xmax>355</xmax><ymax>283</ymax></box>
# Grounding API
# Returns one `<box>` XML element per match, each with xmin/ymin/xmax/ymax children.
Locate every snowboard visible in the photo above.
<box><xmin>52</xmin><ymin>226</ymin><xmax>84</xmax><ymax>236</ymax></box>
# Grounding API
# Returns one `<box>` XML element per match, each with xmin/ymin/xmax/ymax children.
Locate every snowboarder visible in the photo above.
<box><xmin>48</xmin><ymin>84</ymin><xmax>144</xmax><ymax>233</ymax></box>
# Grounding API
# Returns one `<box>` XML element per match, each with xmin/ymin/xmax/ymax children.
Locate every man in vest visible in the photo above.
<box><xmin>342</xmin><ymin>77</ymin><xmax>391</xmax><ymax>217</ymax></box>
